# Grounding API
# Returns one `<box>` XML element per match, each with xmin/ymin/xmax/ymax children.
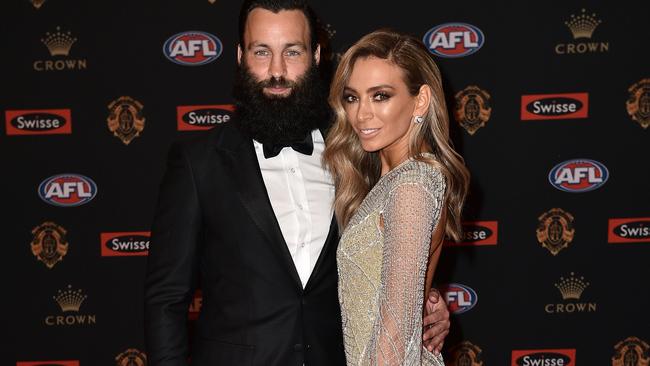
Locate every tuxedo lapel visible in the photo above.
<box><xmin>216</xmin><ymin>124</ymin><xmax>303</xmax><ymax>290</ymax></box>
<box><xmin>304</xmin><ymin>215</ymin><xmax>338</xmax><ymax>292</ymax></box>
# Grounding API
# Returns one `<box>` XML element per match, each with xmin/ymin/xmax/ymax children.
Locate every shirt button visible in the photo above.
<box><xmin>290</xmin><ymin>168</ymin><xmax>296</xmax><ymax>173</ymax></box>
<box><xmin>300</xmin><ymin>242</ymin><xmax>305</xmax><ymax>248</ymax></box>
<box><xmin>298</xmin><ymin>204</ymin><xmax>303</xmax><ymax>210</ymax></box>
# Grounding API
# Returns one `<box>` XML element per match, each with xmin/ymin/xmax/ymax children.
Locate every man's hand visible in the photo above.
<box><xmin>422</xmin><ymin>288</ymin><xmax>450</xmax><ymax>355</ymax></box>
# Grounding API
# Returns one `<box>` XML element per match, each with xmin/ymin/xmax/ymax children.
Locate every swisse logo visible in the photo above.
<box><xmin>38</xmin><ymin>174</ymin><xmax>97</xmax><ymax>207</ymax></box>
<box><xmin>177</xmin><ymin>104</ymin><xmax>234</xmax><ymax>131</ymax></box>
<box><xmin>100</xmin><ymin>232</ymin><xmax>150</xmax><ymax>256</ymax></box>
<box><xmin>608</xmin><ymin>218</ymin><xmax>650</xmax><ymax>243</ymax></box>
<box><xmin>549</xmin><ymin>159</ymin><xmax>608</xmax><ymax>193</ymax></box>
<box><xmin>521</xmin><ymin>93</ymin><xmax>588</xmax><ymax>120</ymax></box>
<box><xmin>423</xmin><ymin>23</ymin><xmax>484</xmax><ymax>58</ymax></box>
<box><xmin>511</xmin><ymin>349</ymin><xmax>576</xmax><ymax>366</ymax></box>
<box><xmin>17</xmin><ymin>362</ymin><xmax>79</xmax><ymax>366</ymax></box>
<box><xmin>440</xmin><ymin>283</ymin><xmax>477</xmax><ymax>314</ymax></box>
<box><xmin>5</xmin><ymin>109</ymin><xmax>72</xmax><ymax>135</ymax></box>
<box><xmin>163</xmin><ymin>31</ymin><xmax>222</xmax><ymax>66</ymax></box>
<box><xmin>446</xmin><ymin>221</ymin><xmax>498</xmax><ymax>246</ymax></box>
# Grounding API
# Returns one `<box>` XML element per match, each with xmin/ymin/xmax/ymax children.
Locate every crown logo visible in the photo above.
<box><xmin>53</xmin><ymin>285</ymin><xmax>87</xmax><ymax>312</ymax></box>
<box><xmin>41</xmin><ymin>26</ymin><xmax>77</xmax><ymax>56</ymax></box>
<box><xmin>565</xmin><ymin>9</ymin><xmax>602</xmax><ymax>39</ymax></box>
<box><xmin>323</xmin><ymin>23</ymin><xmax>337</xmax><ymax>40</ymax></box>
<box><xmin>555</xmin><ymin>272</ymin><xmax>589</xmax><ymax>300</ymax></box>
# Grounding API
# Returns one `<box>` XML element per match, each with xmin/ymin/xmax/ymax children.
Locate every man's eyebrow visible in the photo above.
<box><xmin>247</xmin><ymin>42</ymin><xmax>307</xmax><ymax>50</ymax></box>
<box><xmin>247</xmin><ymin>42</ymin><xmax>268</xmax><ymax>50</ymax></box>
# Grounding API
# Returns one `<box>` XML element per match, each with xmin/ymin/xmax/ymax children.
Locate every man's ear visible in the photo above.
<box><xmin>314</xmin><ymin>44</ymin><xmax>321</xmax><ymax>65</ymax></box>
<box><xmin>237</xmin><ymin>44</ymin><xmax>243</xmax><ymax>65</ymax></box>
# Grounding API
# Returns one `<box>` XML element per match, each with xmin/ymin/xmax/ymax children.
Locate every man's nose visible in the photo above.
<box><xmin>269</xmin><ymin>53</ymin><xmax>287</xmax><ymax>79</ymax></box>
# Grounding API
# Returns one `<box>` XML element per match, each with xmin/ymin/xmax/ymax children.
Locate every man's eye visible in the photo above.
<box><xmin>286</xmin><ymin>50</ymin><xmax>301</xmax><ymax>57</ymax></box>
<box><xmin>373</xmin><ymin>92</ymin><xmax>391</xmax><ymax>101</ymax></box>
<box><xmin>254</xmin><ymin>50</ymin><xmax>270</xmax><ymax>56</ymax></box>
<box><xmin>343</xmin><ymin>95</ymin><xmax>358</xmax><ymax>103</ymax></box>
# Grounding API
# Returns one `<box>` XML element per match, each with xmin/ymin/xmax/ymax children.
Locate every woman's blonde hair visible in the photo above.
<box><xmin>323</xmin><ymin>29</ymin><xmax>470</xmax><ymax>241</ymax></box>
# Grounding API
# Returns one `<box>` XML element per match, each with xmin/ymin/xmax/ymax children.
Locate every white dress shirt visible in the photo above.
<box><xmin>253</xmin><ymin>129</ymin><xmax>335</xmax><ymax>288</ymax></box>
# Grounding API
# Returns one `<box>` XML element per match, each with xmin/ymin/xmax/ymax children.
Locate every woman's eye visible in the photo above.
<box><xmin>373</xmin><ymin>92</ymin><xmax>391</xmax><ymax>101</ymax></box>
<box><xmin>343</xmin><ymin>95</ymin><xmax>357</xmax><ymax>103</ymax></box>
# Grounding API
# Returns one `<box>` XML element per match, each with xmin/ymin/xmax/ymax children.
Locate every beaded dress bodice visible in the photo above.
<box><xmin>337</xmin><ymin>157</ymin><xmax>446</xmax><ymax>366</ymax></box>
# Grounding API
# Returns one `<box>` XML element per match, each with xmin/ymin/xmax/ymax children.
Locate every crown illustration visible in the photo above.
<box><xmin>41</xmin><ymin>26</ymin><xmax>77</xmax><ymax>56</ymax></box>
<box><xmin>554</xmin><ymin>272</ymin><xmax>589</xmax><ymax>300</ymax></box>
<box><xmin>53</xmin><ymin>285</ymin><xmax>87</xmax><ymax>312</ymax></box>
<box><xmin>323</xmin><ymin>23</ymin><xmax>337</xmax><ymax>40</ymax></box>
<box><xmin>565</xmin><ymin>9</ymin><xmax>602</xmax><ymax>39</ymax></box>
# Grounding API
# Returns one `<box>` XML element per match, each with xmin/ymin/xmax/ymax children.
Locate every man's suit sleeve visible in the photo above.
<box><xmin>144</xmin><ymin>142</ymin><xmax>202</xmax><ymax>366</ymax></box>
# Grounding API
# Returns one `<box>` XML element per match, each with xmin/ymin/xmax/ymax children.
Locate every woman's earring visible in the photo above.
<box><xmin>414</xmin><ymin>115</ymin><xmax>424</xmax><ymax>124</ymax></box>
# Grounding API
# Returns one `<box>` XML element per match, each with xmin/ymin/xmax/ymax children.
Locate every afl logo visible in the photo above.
<box><xmin>440</xmin><ymin>283</ymin><xmax>478</xmax><ymax>314</ymax></box>
<box><xmin>549</xmin><ymin>159</ymin><xmax>608</xmax><ymax>193</ymax></box>
<box><xmin>163</xmin><ymin>31</ymin><xmax>222</xmax><ymax>66</ymax></box>
<box><xmin>423</xmin><ymin>23</ymin><xmax>484</xmax><ymax>58</ymax></box>
<box><xmin>38</xmin><ymin>174</ymin><xmax>97</xmax><ymax>207</ymax></box>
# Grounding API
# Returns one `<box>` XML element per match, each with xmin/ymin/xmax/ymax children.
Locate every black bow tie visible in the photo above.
<box><xmin>262</xmin><ymin>133</ymin><xmax>314</xmax><ymax>159</ymax></box>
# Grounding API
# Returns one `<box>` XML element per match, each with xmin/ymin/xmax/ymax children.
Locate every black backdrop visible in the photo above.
<box><xmin>3</xmin><ymin>0</ymin><xmax>649</xmax><ymax>365</ymax></box>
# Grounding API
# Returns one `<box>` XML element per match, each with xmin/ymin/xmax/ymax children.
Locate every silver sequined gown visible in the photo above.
<box><xmin>337</xmin><ymin>157</ymin><xmax>446</xmax><ymax>366</ymax></box>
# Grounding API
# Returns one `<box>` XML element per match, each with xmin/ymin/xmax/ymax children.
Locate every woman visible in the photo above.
<box><xmin>323</xmin><ymin>29</ymin><xmax>470</xmax><ymax>365</ymax></box>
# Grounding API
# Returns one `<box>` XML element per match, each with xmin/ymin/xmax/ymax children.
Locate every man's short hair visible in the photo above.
<box><xmin>238</xmin><ymin>0</ymin><xmax>319</xmax><ymax>52</ymax></box>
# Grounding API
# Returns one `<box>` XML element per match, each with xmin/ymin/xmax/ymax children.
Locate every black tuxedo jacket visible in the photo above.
<box><xmin>144</xmin><ymin>122</ymin><xmax>345</xmax><ymax>366</ymax></box>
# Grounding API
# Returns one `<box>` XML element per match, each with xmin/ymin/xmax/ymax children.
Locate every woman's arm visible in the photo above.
<box><xmin>360</xmin><ymin>173</ymin><xmax>445</xmax><ymax>365</ymax></box>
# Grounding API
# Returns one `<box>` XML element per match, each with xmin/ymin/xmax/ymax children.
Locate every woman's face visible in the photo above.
<box><xmin>343</xmin><ymin>57</ymin><xmax>417</xmax><ymax>156</ymax></box>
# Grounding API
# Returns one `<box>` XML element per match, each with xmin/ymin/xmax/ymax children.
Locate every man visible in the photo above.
<box><xmin>144</xmin><ymin>1</ymin><xmax>450</xmax><ymax>365</ymax></box>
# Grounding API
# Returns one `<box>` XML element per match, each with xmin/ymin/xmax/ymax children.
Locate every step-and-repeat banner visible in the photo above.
<box><xmin>4</xmin><ymin>0</ymin><xmax>649</xmax><ymax>365</ymax></box>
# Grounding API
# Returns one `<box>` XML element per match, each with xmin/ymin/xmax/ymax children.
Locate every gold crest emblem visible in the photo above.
<box><xmin>612</xmin><ymin>337</ymin><xmax>650</xmax><ymax>366</ymax></box>
<box><xmin>447</xmin><ymin>341</ymin><xmax>484</xmax><ymax>366</ymax></box>
<box><xmin>626</xmin><ymin>79</ymin><xmax>650</xmax><ymax>129</ymax></box>
<box><xmin>107</xmin><ymin>96</ymin><xmax>145</xmax><ymax>145</ymax></box>
<box><xmin>536</xmin><ymin>208</ymin><xmax>575</xmax><ymax>255</ymax></box>
<box><xmin>31</xmin><ymin>222</ymin><xmax>68</xmax><ymax>269</ymax></box>
<box><xmin>454</xmin><ymin>86</ymin><xmax>492</xmax><ymax>135</ymax></box>
<box><xmin>116</xmin><ymin>348</ymin><xmax>147</xmax><ymax>366</ymax></box>
<box><xmin>30</xmin><ymin>0</ymin><xmax>46</xmax><ymax>9</ymax></box>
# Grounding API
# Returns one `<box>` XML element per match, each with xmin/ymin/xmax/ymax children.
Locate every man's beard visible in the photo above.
<box><xmin>233</xmin><ymin>62</ymin><xmax>330</xmax><ymax>146</ymax></box>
